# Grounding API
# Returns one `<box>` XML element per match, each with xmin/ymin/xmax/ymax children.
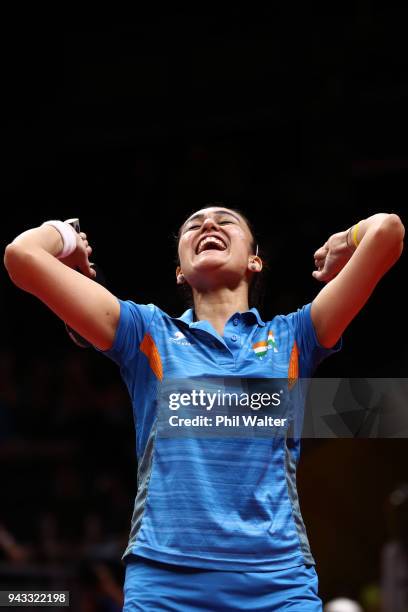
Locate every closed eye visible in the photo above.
<box><xmin>184</xmin><ymin>218</ymin><xmax>235</xmax><ymax>232</ymax></box>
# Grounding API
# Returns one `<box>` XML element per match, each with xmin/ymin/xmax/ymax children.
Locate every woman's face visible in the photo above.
<box><xmin>177</xmin><ymin>207</ymin><xmax>256</xmax><ymax>290</ymax></box>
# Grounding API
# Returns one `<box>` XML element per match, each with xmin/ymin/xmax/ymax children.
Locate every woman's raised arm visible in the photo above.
<box><xmin>311</xmin><ymin>213</ymin><xmax>405</xmax><ymax>348</ymax></box>
<box><xmin>4</xmin><ymin>222</ymin><xmax>120</xmax><ymax>351</ymax></box>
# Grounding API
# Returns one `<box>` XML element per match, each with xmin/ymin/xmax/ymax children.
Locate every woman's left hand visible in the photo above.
<box><xmin>312</xmin><ymin>230</ymin><xmax>353</xmax><ymax>283</ymax></box>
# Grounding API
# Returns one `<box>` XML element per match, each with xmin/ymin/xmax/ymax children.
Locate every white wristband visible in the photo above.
<box><xmin>42</xmin><ymin>220</ymin><xmax>77</xmax><ymax>259</ymax></box>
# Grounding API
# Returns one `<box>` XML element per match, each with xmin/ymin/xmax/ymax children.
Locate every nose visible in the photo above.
<box><xmin>201</xmin><ymin>216</ymin><xmax>220</xmax><ymax>231</ymax></box>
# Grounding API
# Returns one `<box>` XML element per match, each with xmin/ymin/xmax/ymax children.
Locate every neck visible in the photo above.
<box><xmin>192</xmin><ymin>285</ymin><xmax>250</xmax><ymax>337</ymax></box>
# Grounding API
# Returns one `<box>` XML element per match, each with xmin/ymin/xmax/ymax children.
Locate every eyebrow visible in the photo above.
<box><xmin>183</xmin><ymin>210</ymin><xmax>242</xmax><ymax>227</ymax></box>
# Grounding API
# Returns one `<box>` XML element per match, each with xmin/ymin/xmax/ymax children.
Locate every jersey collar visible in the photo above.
<box><xmin>173</xmin><ymin>307</ymin><xmax>265</xmax><ymax>328</ymax></box>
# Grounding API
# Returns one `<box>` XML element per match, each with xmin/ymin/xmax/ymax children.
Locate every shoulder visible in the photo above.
<box><xmin>262</xmin><ymin>303</ymin><xmax>313</xmax><ymax>330</ymax></box>
<box><xmin>117</xmin><ymin>300</ymin><xmax>189</xmax><ymax>331</ymax></box>
<box><xmin>117</xmin><ymin>299</ymin><xmax>157</xmax><ymax>319</ymax></box>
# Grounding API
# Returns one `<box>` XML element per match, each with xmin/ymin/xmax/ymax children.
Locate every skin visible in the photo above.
<box><xmin>310</xmin><ymin>213</ymin><xmax>404</xmax><ymax>347</ymax></box>
<box><xmin>175</xmin><ymin>207</ymin><xmax>405</xmax><ymax>346</ymax></box>
<box><xmin>176</xmin><ymin>207</ymin><xmax>262</xmax><ymax>336</ymax></box>
<box><xmin>4</xmin><ymin>225</ymin><xmax>119</xmax><ymax>351</ymax></box>
<box><xmin>3</xmin><ymin>209</ymin><xmax>405</xmax><ymax>350</ymax></box>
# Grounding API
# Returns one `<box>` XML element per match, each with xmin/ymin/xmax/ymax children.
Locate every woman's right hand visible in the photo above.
<box><xmin>59</xmin><ymin>231</ymin><xmax>97</xmax><ymax>279</ymax></box>
<box><xmin>4</xmin><ymin>224</ymin><xmax>120</xmax><ymax>351</ymax></box>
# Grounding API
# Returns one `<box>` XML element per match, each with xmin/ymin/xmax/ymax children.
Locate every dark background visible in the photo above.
<box><xmin>1</xmin><ymin>9</ymin><xmax>407</xmax><ymax>609</ymax></box>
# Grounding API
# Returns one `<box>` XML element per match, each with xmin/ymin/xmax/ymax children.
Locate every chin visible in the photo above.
<box><xmin>194</xmin><ymin>254</ymin><xmax>227</xmax><ymax>270</ymax></box>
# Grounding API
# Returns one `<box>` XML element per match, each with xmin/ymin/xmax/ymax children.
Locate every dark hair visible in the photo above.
<box><xmin>174</xmin><ymin>203</ymin><xmax>267</xmax><ymax>310</ymax></box>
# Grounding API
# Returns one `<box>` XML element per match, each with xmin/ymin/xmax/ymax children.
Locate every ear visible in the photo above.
<box><xmin>176</xmin><ymin>265</ymin><xmax>185</xmax><ymax>285</ymax></box>
<box><xmin>247</xmin><ymin>256</ymin><xmax>263</xmax><ymax>273</ymax></box>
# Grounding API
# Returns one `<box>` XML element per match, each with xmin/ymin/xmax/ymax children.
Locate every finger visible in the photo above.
<box><xmin>312</xmin><ymin>269</ymin><xmax>331</xmax><ymax>283</ymax></box>
<box><xmin>89</xmin><ymin>263</ymin><xmax>97</xmax><ymax>278</ymax></box>
<box><xmin>77</xmin><ymin>250</ymin><xmax>95</xmax><ymax>277</ymax></box>
<box><xmin>313</xmin><ymin>268</ymin><xmax>336</xmax><ymax>283</ymax></box>
<box><xmin>314</xmin><ymin>245</ymin><xmax>329</xmax><ymax>258</ymax></box>
<box><xmin>84</xmin><ymin>263</ymin><xmax>97</xmax><ymax>278</ymax></box>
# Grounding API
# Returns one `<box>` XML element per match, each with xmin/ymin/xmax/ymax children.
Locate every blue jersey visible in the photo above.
<box><xmin>97</xmin><ymin>300</ymin><xmax>341</xmax><ymax>571</ymax></box>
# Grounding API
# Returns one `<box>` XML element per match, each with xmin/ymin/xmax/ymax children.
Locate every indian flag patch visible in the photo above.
<box><xmin>252</xmin><ymin>331</ymin><xmax>278</xmax><ymax>358</ymax></box>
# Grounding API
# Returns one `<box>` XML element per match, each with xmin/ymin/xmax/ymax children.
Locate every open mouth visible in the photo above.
<box><xmin>196</xmin><ymin>235</ymin><xmax>228</xmax><ymax>254</ymax></box>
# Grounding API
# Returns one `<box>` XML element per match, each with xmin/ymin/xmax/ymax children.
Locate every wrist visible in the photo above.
<box><xmin>346</xmin><ymin>223</ymin><xmax>361</xmax><ymax>253</ymax></box>
<box><xmin>346</xmin><ymin>227</ymin><xmax>356</xmax><ymax>253</ymax></box>
<box><xmin>42</xmin><ymin>220</ymin><xmax>77</xmax><ymax>259</ymax></box>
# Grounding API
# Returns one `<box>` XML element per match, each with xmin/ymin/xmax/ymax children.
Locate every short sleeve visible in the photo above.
<box><xmin>286</xmin><ymin>302</ymin><xmax>342</xmax><ymax>375</ymax></box>
<box><xmin>95</xmin><ymin>299</ymin><xmax>156</xmax><ymax>368</ymax></box>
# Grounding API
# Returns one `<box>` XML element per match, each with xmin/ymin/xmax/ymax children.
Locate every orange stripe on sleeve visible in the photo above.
<box><xmin>288</xmin><ymin>340</ymin><xmax>299</xmax><ymax>389</ymax></box>
<box><xmin>140</xmin><ymin>333</ymin><xmax>163</xmax><ymax>381</ymax></box>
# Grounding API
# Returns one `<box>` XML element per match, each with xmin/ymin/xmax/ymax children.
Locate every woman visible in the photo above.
<box><xmin>4</xmin><ymin>206</ymin><xmax>405</xmax><ymax>610</ymax></box>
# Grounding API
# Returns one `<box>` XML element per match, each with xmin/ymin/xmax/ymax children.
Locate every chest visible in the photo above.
<box><xmin>153</xmin><ymin>319</ymin><xmax>296</xmax><ymax>378</ymax></box>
